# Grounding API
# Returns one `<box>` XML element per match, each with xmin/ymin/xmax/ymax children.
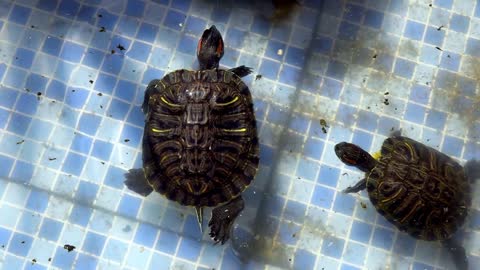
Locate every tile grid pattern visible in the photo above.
<box><xmin>0</xmin><ymin>0</ymin><xmax>479</xmax><ymax>270</ymax></box>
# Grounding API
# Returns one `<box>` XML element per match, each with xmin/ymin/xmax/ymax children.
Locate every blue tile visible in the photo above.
<box><xmin>182</xmin><ymin>214</ymin><xmax>202</xmax><ymax>238</ymax></box>
<box><xmin>90</xmin><ymin>31</ymin><xmax>112</xmax><ymax>50</ymax></box>
<box><xmin>126</xmin><ymin>0</ymin><xmax>145</xmax><ymax>17</ymax></box>
<box><xmin>251</xmin><ymin>16</ymin><xmax>270</xmax><ymax>35</ymax></box>
<box><xmin>263</xmin><ymin>194</ymin><xmax>285</xmax><ymax>218</ymax></box>
<box><xmin>285</xmin><ymin>46</ymin><xmax>305</xmax><ymax>67</ymax></box>
<box><xmin>149</xmin><ymin>253</ymin><xmax>172</xmax><ymax>270</ymax></box>
<box><xmin>311</xmin><ymin>185</ymin><xmax>335</xmax><ymax>209</ymax></box>
<box><xmin>15</xmin><ymin>93</ymin><xmax>38</xmax><ymax>115</ymax></box>
<box><xmin>8</xmin><ymin>232</ymin><xmax>33</xmax><ymax>256</ymax></box>
<box><xmin>4</xmin><ymin>67</ymin><xmax>27</xmax><ymax>87</ymax></box>
<box><xmin>324</xmin><ymin>1</ymin><xmax>344</xmax><ymax>16</ymax></box>
<box><xmin>96</xmin><ymin>9</ymin><xmax>119</xmax><ymax>31</ymax></box>
<box><xmin>71</xmin><ymin>133</ymin><xmax>92</xmax><ymax>154</ymax></box>
<box><xmin>52</xmin><ymin>245</ymin><xmax>76</xmax><ymax>269</ymax></box>
<box><xmin>115</xmin><ymin>80</ymin><xmax>136</xmax><ymax>101</ymax></box>
<box><xmin>39</xmin><ymin>218</ymin><xmax>63</xmax><ymax>241</ymax></box>
<box><xmin>284</xmin><ymin>200</ymin><xmax>307</xmax><ymax>223</ymax></box>
<box><xmin>321</xmin><ymin>78</ymin><xmax>343</xmax><ymax>99</ymax></box>
<box><xmin>0</xmin><ymin>155</ymin><xmax>13</xmax><ymax>179</ymax></box>
<box><xmin>336</xmin><ymin>103</ymin><xmax>357</xmax><ymax>125</ymax></box>
<box><xmin>363</xmin><ymin>9</ymin><xmax>384</xmax><ymax>29</ymax></box>
<box><xmin>7</xmin><ymin>113</ymin><xmax>31</xmax><ymax>136</ymax></box>
<box><xmin>338</xmin><ymin>21</ymin><xmax>359</xmax><ymax>41</ymax></box>
<box><xmin>177</xmin><ymin>237</ymin><xmax>202</xmax><ymax>261</ymax></box>
<box><xmin>0</xmin><ymin>63</ymin><xmax>5</xmax><ymax>81</ymax></box>
<box><xmin>435</xmin><ymin>0</ymin><xmax>452</xmax><ymax>9</ymax></box>
<box><xmin>75</xmin><ymin>181</ymin><xmax>99</xmax><ymax>204</ymax></box>
<box><xmin>69</xmin><ymin>205</ymin><xmax>92</xmax><ymax>227</ymax></box>
<box><xmin>134</xmin><ymin>223</ymin><xmax>158</xmax><ymax>247</ymax></box>
<box><xmin>341</xmin><ymin>264</ymin><xmax>361</xmax><ymax>270</ymax></box>
<box><xmin>60</xmin><ymin>41</ymin><xmax>85</xmax><ymax>62</ymax></box>
<box><xmin>450</xmin><ymin>13</ymin><xmax>469</xmax><ymax>33</ymax></box>
<box><xmin>0</xmin><ymin>87</ymin><xmax>18</xmax><ymax>108</ymax></box>
<box><xmin>404</xmin><ymin>20</ymin><xmax>425</xmax><ymax>41</ymax></box>
<box><xmin>343</xmin><ymin>241</ymin><xmax>367</xmax><ymax>266</ymax></box>
<box><xmin>304</xmin><ymin>138</ymin><xmax>324</xmax><ymax>159</ymax></box>
<box><xmin>265</xmin><ymin>40</ymin><xmax>286</xmax><ymax>61</ymax></box>
<box><xmin>57</xmin><ymin>0</ymin><xmax>80</xmax><ymax>17</ymax></box>
<box><xmin>46</xmin><ymin>79</ymin><xmax>67</xmax><ymax>101</ymax></box>
<box><xmin>356</xmin><ymin>110</ymin><xmax>378</xmax><ymax>131</ymax></box>
<box><xmin>117</xmin><ymin>16</ymin><xmax>140</xmax><ymax>37</ymax></box>
<box><xmin>321</xmin><ymin>236</ymin><xmax>345</xmax><ymax>258</ymax></box>
<box><xmin>59</xmin><ymin>106</ymin><xmax>79</xmax><ymax>128</ymax></box>
<box><xmin>388</xmin><ymin>0</ymin><xmax>408</xmax><ymax>16</ymax></box>
<box><xmin>350</xmin><ymin>220</ymin><xmax>373</xmax><ymax>243</ymax></box>
<box><xmin>91</xmin><ymin>139</ymin><xmax>113</xmax><ymax>160</ymax></box>
<box><xmin>20</xmin><ymin>29</ymin><xmax>45</xmax><ymax>50</ymax></box>
<box><xmin>393</xmin><ymin>233</ymin><xmax>416</xmax><ymax>256</ymax></box>
<box><xmin>289</xmin><ymin>114</ymin><xmax>309</xmax><ymax>133</ymax></box>
<box><xmin>26</xmin><ymin>190</ymin><xmax>49</xmax><ymax>212</ymax></box>
<box><xmin>120</xmin><ymin>124</ymin><xmax>142</xmax><ymax>147</ymax></box>
<box><xmin>94</xmin><ymin>73</ymin><xmax>117</xmax><ymax>94</ymax></box>
<box><xmin>107</xmin><ymin>98</ymin><xmax>130</xmax><ymax>120</ymax></box>
<box><xmin>118</xmin><ymin>194</ymin><xmax>142</xmax><ymax>218</ymax></box>
<box><xmin>294</xmin><ymin>249</ymin><xmax>316</xmax><ymax>270</ymax></box>
<box><xmin>457</xmin><ymin>76</ymin><xmax>476</xmax><ymax>96</ymax></box>
<box><xmin>372</xmin><ymin>227</ymin><xmax>395</xmax><ymax>250</ymax></box>
<box><xmin>77</xmin><ymin>4</ymin><xmax>97</xmax><ymax>23</ymax></box>
<box><xmin>25</xmin><ymin>73</ymin><xmax>48</xmax><ymax>92</ymax></box>
<box><xmin>184</xmin><ymin>16</ymin><xmax>206</xmax><ymax>36</ymax></box>
<box><xmin>156</xmin><ymin>231</ymin><xmax>179</xmax><ymax>254</ymax></box>
<box><xmin>424</xmin><ymin>26</ymin><xmax>445</xmax><ymax>46</ymax></box>
<box><xmin>137</xmin><ymin>22</ymin><xmax>158</xmax><ymax>43</ymax></box>
<box><xmin>279</xmin><ymin>65</ymin><xmax>301</xmax><ymax>86</ymax></box>
<box><xmin>312</xmin><ymin>36</ymin><xmax>333</xmax><ymax>54</ymax></box>
<box><xmin>344</xmin><ymin>4</ymin><xmax>365</xmax><ymax>23</ymax></box>
<box><xmin>102</xmin><ymin>54</ymin><xmax>124</xmax><ymax>75</ymax></box>
<box><xmin>11</xmin><ymin>160</ymin><xmax>34</xmax><ymax>183</ymax></box>
<box><xmin>9</xmin><ymin>4</ymin><xmax>31</xmax><ymax>25</ymax></box>
<box><xmin>394</xmin><ymin>58</ymin><xmax>415</xmax><ymax>79</ymax></box>
<box><xmin>126</xmin><ymin>106</ymin><xmax>144</xmax><ymax>126</ymax></box>
<box><xmin>317</xmin><ymin>165</ymin><xmax>340</xmax><ymax>188</ymax></box>
<box><xmin>2</xmin><ymin>255</ymin><xmax>23</xmax><ymax>270</ymax></box>
<box><xmin>12</xmin><ymin>48</ymin><xmax>35</xmax><ymax>69</ymax></box>
<box><xmin>210</xmin><ymin>6</ymin><xmax>230</xmax><ymax>23</ymax></box>
<box><xmin>404</xmin><ymin>102</ymin><xmax>426</xmax><ymax>124</ymax></box>
<box><xmin>42</xmin><ymin>36</ymin><xmax>63</xmax><ymax>56</ymax></box>
<box><xmin>278</xmin><ymin>220</ymin><xmax>300</xmax><ymax>245</ymax></box>
<box><xmin>413</xmin><ymin>262</ymin><xmax>434</xmax><ymax>270</ymax></box>
<box><xmin>475</xmin><ymin>1</ymin><xmax>480</xmax><ymax>18</ymax></box>
<box><xmin>82</xmin><ymin>48</ymin><xmax>105</xmax><ymax>69</ymax></box>
<box><xmin>226</xmin><ymin>28</ymin><xmax>247</xmax><ymax>49</ymax></box>
<box><xmin>27</xmin><ymin>119</ymin><xmax>53</xmax><ymax>141</ymax></box>
<box><xmin>267</xmin><ymin>104</ymin><xmax>289</xmax><ymax>125</ymax></box>
<box><xmin>75</xmin><ymin>254</ymin><xmax>98</xmax><ymax>270</ymax></box>
<box><xmin>333</xmin><ymin>193</ymin><xmax>356</xmax><ymax>215</ymax></box>
<box><xmin>258</xmin><ymin>59</ymin><xmax>280</xmax><ymax>80</ymax></box>
<box><xmin>0</xmin><ymin>226</ymin><xmax>12</xmax><ymax>247</ymax></box>
<box><xmin>221</xmin><ymin>247</ymin><xmax>243</xmax><ymax>270</ymax></box>
<box><xmin>466</xmin><ymin>38</ymin><xmax>480</xmax><ymax>57</ymax></box>
<box><xmin>425</xmin><ymin>109</ymin><xmax>446</xmax><ymax>130</ymax></box>
<box><xmin>55</xmin><ymin>60</ymin><xmax>76</xmax><ymax>82</ymax></box>
<box><xmin>171</xmin><ymin>0</ymin><xmax>191</xmax><ymax>12</ymax></box>
<box><xmin>82</xmin><ymin>231</ymin><xmax>106</xmax><ymax>255</ymax></box>
<box><xmin>440</xmin><ymin>51</ymin><xmax>460</xmax><ymax>72</ymax></box>
<box><xmin>0</xmin><ymin>107</ymin><xmax>9</xmax><ymax>129</ymax></box>
<box><xmin>326</xmin><ymin>60</ymin><xmax>347</xmax><ymax>80</ymax></box>
<box><xmin>163</xmin><ymin>9</ymin><xmax>185</xmax><ymax>30</ymax></box>
<box><xmin>442</xmin><ymin>135</ymin><xmax>463</xmax><ymax>157</ymax></box>
<box><xmin>177</xmin><ymin>34</ymin><xmax>196</xmax><ymax>55</ymax></box>
<box><xmin>62</xmin><ymin>152</ymin><xmax>86</xmax><ymax>176</ymax></box>
<box><xmin>66</xmin><ymin>87</ymin><xmax>89</xmax><ymax>109</ymax></box>
<box><xmin>373</xmin><ymin>53</ymin><xmax>394</xmax><ymax>72</ymax></box>
<box><xmin>409</xmin><ymin>84</ymin><xmax>430</xmax><ymax>105</ymax></box>
<box><xmin>105</xmin><ymin>165</ymin><xmax>125</xmax><ymax>189</ymax></box>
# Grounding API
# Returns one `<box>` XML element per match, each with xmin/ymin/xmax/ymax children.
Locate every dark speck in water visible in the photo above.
<box><xmin>16</xmin><ymin>140</ymin><xmax>25</xmax><ymax>145</ymax></box>
<box><xmin>98</xmin><ymin>14</ymin><xmax>103</xmax><ymax>17</ymax></box>
<box><xmin>21</xmin><ymin>241</ymin><xmax>25</xmax><ymax>244</ymax></box>
<box><xmin>31</xmin><ymin>25</ymin><xmax>35</xmax><ymax>28</ymax></box>
<box><xmin>117</xmin><ymin>44</ymin><xmax>126</xmax><ymax>51</ymax></box>
<box><xmin>48</xmin><ymin>157</ymin><xmax>57</xmax><ymax>161</ymax></box>
<box><xmin>372</xmin><ymin>54</ymin><xmax>377</xmax><ymax>58</ymax></box>
<box><xmin>89</xmin><ymin>80</ymin><xmax>94</xmax><ymax>84</ymax></box>
<box><xmin>101</xmin><ymin>161</ymin><xmax>105</xmax><ymax>165</ymax></box>
<box><xmin>437</xmin><ymin>25</ymin><xmax>444</xmax><ymax>31</ymax></box>
<box><xmin>97</xmin><ymin>92</ymin><xmax>103</xmax><ymax>96</ymax></box>
<box><xmin>255</xmin><ymin>74</ymin><xmax>262</xmax><ymax>80</ymax></box>
<box><xmin>99</xmin><ymin>26</ymin><xmax>106</xmax><ymax>32</ymax></box>
<box><xmin>31</xmin><ymin>259</ymin><xmax>37</xmax><ymax>265</ymax></box>
<box><xmin>64</xmin><ymin>244</ymin><xmax>76</xmax><ymax>252</ymax></box>
<box><xmin>100</xmin><ymin>105</ymin><xmax>103</xmax><ymax>109</ymax></box>
<box><xmin>360</xmin><ymin>202</ymin><xmax>367</xmax><ymax>209</ymax></box>
<box><xmin>48</xmin><ymin>258</ymin><xmax>52</xmax><ymax>262</ymax></box>
<box><xmin>384</xmin><ymin>91</ymin><xmax>389</xmax><ymax>95</ymax></box>
<box><xmin>122</xmin><ymin>225</ymin><xmax>132</xmax><ymax>232</ymax></box>
<box><xmin>342</xmin><ymin>173</ymin><xmax>348</xmax><ymax>176</ymax></box>
<box><xmin>111</xmin><ymin>49</ymin><xmax>115</xmax><ymax>54</ymax></box>
<box><xmin>124</xmin><ymin>139</ymin><xmax>130</xmax><ymax>142</ymax></box>
<box><xmin>383</xmin><ymin>98</ymin><xmax>390</xmax><ymax>105</ymax></box>
<box><xmin>435</xmin><ymin>46</ymin><xmax>442</xmax><ymax>51</ymax></box>
<box><xmin>72</xmin><ymin>89</ymin><xmax>75</xmax><ymax>92</ymax></box>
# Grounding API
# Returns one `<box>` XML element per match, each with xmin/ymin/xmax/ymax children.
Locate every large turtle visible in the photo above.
<box><xmin>124</xmin><ymin>25</ymin><xmax>259</xmax><ymax>244</ymax></box>
<box><xmin>335</xmin><ymin>130</ymin><xmax>479</xmax><ymax>270</ymax></box>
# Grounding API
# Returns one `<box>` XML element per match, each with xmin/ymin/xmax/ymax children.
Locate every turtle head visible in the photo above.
<box><xmin>335</xmin><ymin>142</ymin><xmax>376</xmax><ymax>172</ymax></box>
<box><xmin>197</xmin><ymin>25</ymin><xmax>224</xmax><ymax>70</ymax></box>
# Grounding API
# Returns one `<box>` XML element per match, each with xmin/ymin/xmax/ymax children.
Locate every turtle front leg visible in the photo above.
<box><xmin>228</xmin><ymin>65</ymin><xmax>253</xmax><ymax>77</ymax></box>
<box><xmin>342</xmin><ymin>178</ymin><xmax>367</xmax><ymax>193</ymax></box>
<box><xmin>208</xmin><ymin>196</ymin><xmax>244</xmax><ymax>244</ymax></box>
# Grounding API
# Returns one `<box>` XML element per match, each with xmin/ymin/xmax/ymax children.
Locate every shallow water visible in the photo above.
<box><xmin>0</xmin><ymin>0</ymin><xmax>479</xmax><ymax>269</ymax></box>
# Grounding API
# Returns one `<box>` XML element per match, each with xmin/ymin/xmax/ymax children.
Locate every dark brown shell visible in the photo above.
<box><xmin>366</xmin><ymin>136</ymin><xmax>470</xmax><ymax>241</ymax></box>
<box><xmin>142</xmin><ymin>69</ymin><xmax>259</xmax><ymax>207</ymax></box>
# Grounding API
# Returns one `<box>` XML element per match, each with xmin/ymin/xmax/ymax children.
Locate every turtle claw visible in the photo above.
<box><xmin>208</xmin><ymin>196</ymin><xmax>244</xmax><ymax>245</ymax></box>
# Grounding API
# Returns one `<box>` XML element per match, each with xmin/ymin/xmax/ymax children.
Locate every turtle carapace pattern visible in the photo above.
<box><xmin>124</xmin><ymin>25</ymin><xmax>259</xmax><ymax>245</ymax></box>
<box><xmin>335</xmin><ymin>130</ymin><xmax>478</xmax><ymax>270</ymax></box>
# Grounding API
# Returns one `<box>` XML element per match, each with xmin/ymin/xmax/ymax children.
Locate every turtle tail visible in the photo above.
<box><xmin>464</xmin><ymin>159</ymin><xmax>480</xmax><ymax>184</ymax></box>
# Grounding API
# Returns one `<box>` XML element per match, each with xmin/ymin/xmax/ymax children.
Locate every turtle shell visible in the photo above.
<box><xmin>141</xmin><ymin>69</ymin><xmax>259</xmax><ymax>208</ymax></box>
<box><xmin>366</xmin><ymin>135</ymin><xmax>470</xmax><ymax>241</ymax></box>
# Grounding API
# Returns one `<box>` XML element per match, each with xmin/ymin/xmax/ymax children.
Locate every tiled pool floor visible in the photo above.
<box><xmin>0</xmin><ymin>0</ymin><xmax>479</xmax><ymax>269</ymax></box>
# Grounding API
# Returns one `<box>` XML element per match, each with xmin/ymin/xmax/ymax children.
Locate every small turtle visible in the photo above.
<box><xmin>124</xmin><ymin>25</ymin><xmax>259</xmax><ymax>244</ymax></box>
<box><xmin>335</xmin><ymin>130</ymin><xmax>479</xmax><ymax>270</ymax></box>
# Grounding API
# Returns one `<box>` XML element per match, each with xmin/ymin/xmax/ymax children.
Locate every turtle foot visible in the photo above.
<box><xmin>124</xmin><ymin>168</ymin><xmax>153</xmax><ymax>196</ymax></box>
<box><xmin>229</xmin><ymin>65</ymin><xmax>253</xmax><ymax>77</ymax></box>
<box><xmin>208</xmin><ymin>196</ymin><xmax>244</xmax><ymax>245</ymax></box>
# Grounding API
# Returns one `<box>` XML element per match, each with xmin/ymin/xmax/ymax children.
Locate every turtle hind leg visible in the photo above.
<box><xmin>342</xmin><ymin>178</ymin><xmax>367</xmax><ymax>193</ymax></box>
<box><xmin>228</xmin><ymin>65</ymin><xmax>253</xmax><ymax>77</ymax></box>
<box><xmin>124</xmin><ymin>168</ymin><xmax>153</xmax><ymax>196</ymax></box>
<box><xmin>443</xmin><ymin>238</ymin><xmax>468</xmax><ymax>270</ymax></box>
<box><xmin>465</xmin><ymin>159</ymin><xmax>480</xmax><ymax>184</ymax></box>
<box><xmin>208</xmin><ymin>196</ymin><xmax>244</xmax><ymax>245</ymax></box>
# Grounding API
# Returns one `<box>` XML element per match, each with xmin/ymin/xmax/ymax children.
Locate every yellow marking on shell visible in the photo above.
<box><xmin>151</xmin><ymin>128</ymin><xmax>172</xmax><ymax>133</ymax></box>
<box><xmin>216</xmin><ymin>96</ymin><xmax>239</xmax><ymax>106</ymax></box>
<box><xmin>222</xmin><ymin>128</ymin><xmax>247</xmax><ymax>133</ymax></box>
<box><xmin>400</xmin><ymin>200</ymin><xmax>423</xmax><ymax>223</ymax></box>
<box><xmin>200</xmin><ymin>184</ymin><xmax>208</xmax><ymax>194</ymax></box>
<box><xmin>159</xmin><ymin>80</ymin><xmax>166</xmax><ymax>89</ymax></box>
<box><xmin>404</xmin><ymin>142</ymin><xmax>415</xmax><ymax>159</ymax></box>
<box><xmin>372</xmin><ymin>151</ymin><xmax>382</xmax><ymax>160</ymax></box>
<box><xmin>186</xmin><ymin>183</ymin><xmax>194</xmax><ymax>193</ymax></box>
<box><xmin>380</xmin><ymin>188</ymin><xmax>403</xmax><ymax>203</ymax></box>
<box><xmin>160</xmin><ymin>96</ymin><xmax>181</xmax><ymax>107</ymax></box>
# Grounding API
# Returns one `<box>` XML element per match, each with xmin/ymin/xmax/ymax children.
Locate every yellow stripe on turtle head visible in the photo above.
<box><xmin>372</xmin><ymin>151</ymin><xmax>382</xmax><ymax>160</ymax></box>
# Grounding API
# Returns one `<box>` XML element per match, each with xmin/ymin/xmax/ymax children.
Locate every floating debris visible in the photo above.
<box><xmin>16</xmin><ymin>140</ymin><xmax>25</xmax><ymax>145</ymax></box>
<box><xmin>124</xmin><ymin>139</ymin><xmax>130</xmax><ymax>142</ymax></box>
<box><xmin>435</xmin><ymin>46</ymin><xmax>442</xmax><ymax>51</ymax></box>
<box><xmin>98</xmin><ymin>14</ymin><xmax>103</xmax><ymax>17</ymax></box>
<box><xmin>117</xmin><ymin>44</ymin><xmax>126</xmax><ymax>51</ymax></box>
<box><xmin>48</xmin><ymin>157</ymin><xmax>57</xmax><ymax>161</ymax></box>
<box><xmin>360</xmin><ymin>202</ymin><xmax>367</xmax><ymax>209</ymax></box>
<box><xmin>384</xmin><ymin>91</ymin><xmax>389</xmax><ymax>95</ymax></box>
<box><xmin>97</xmin><ymin>92</ymin><xmax>103</xmax><ymax>96</ymax></box>
<box><xmin>99</xmin><ymin>26</ymin><xmax>106</xmax><ymax>32</ymax></box>
<box><xmin>320</xmin><ymin>119</ymin><xmax>329</xmax><ymax>134</ymax></box>
<box><xmin>372</xmin><ymin>54</ymin><xmax>377</xmax><ymax>59</ymax></box>
<box><xmin>31</xmin><ymin>259</ymin><xmax>37</xmax><ymax>265</ymax></box>
<box><xmin>383</xmin><ymin>98</ymin><xmax>390</xmax><ymax>105</ymax></box>
<box><xmin>255</xmin><ymin>74</ymin><xmax>262</xmax><ymax>80</ymax></box>
<box><xmin>111</xmin><ymin>49</ymin><xmax>115</xmax><ymax>54</ymax></box>
<box><xmin>437</xmin><ymin>25</ymin><xmax>444</xmax><ymax>31</ymax></box>
<box><xmin>277</xmin><ymin>49</ymin><xmax>283</xmax><ymax>56</ymax></box>
<box><xmin>63</xmin><ymin>244</ymin><xmax>76</xmax><ymax>252</ymax></box>
<box><xmin>89</xmin><ymin>80</ymin><xmax>94</xmax><ymax>84</ymax></box>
